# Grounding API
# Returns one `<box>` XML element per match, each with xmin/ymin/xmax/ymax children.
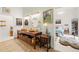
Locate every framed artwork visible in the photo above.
<box><xmin>56</xmin><ymin>19</ymin><xmax>61</xmax><ymax>24</ymax></box>
<box><xmin>16</xmin><ymin>18</ymin><xmax>22</xmax><ymax>26</ymax></box>
<box><xmin>31</xmin><ymin>17</ymin><xmax>39</xmax><ymax>27</ymax></box>
<box><xmin>24</xmin><ymin>19</ymin><xmax>28</xmax><ymax>25</ymax></box>
<box><xmin>0</xmin><ymin>20</ymin><xmax>6</xmax><ymax>27</ymax></box>
<box><xmin>43</xmin><ymin>9</ymin><xmax>53</xmax><ymax>23</ymax></box>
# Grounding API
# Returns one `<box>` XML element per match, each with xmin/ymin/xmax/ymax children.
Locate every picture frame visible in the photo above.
<box><xmin>24</xmin><ymin>19</ymin><xmax>28</xmax><ymax>25</ymax></box>
<box><xmin>16</xmin><ymin>18</ymin><xmax>22</xmax><ymax>26</ymax></box>
<box><xmin>43</xmin><ymin>9</ymin><xmax>53</xmax><ymax>23</ymax></box>
<box><xmin>0</xmin><ymin>20</ymin><xmax>6</xmax><ymax>27</ymax></box>
<box><xmin>56</xmin><ymin>19</ymin><xmax>61</xmax><ymax>24</ymax></box>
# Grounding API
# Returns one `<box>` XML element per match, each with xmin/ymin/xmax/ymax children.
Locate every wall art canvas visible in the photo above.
<box><xmin>0</xmin><ymin>20</ymin><xmax>6</xmax><ymax>27</ymax></box>
<box><xmin>24</xmin><ymin>19</ymin><xmax>28</xmax><ymax>25</ymax></box>
<box><xmin>16</xmin><ymin>18</ymin><xmax>22</xmax><ymax>26</ymax></box>
<box><xmin>56</xmin><ymin>19</ymin><xmax>61</xmax><ymax>24</ymax></box>
<box><xmin>43</xmin><ymin>9</ymin><xmax>53</xmax><ymax>23</ymax></box>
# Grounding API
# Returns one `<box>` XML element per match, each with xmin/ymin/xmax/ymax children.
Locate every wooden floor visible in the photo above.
<box><xmin>0</xmin><ymin>39</ymin><xmax>56</xmax><ymax>52</ymax></box>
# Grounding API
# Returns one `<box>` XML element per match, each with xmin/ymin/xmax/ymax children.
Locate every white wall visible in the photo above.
<box><xmin>53</xmin><ymin>7</ymin><xmax>79</xmax><ymax>52</ymax></box>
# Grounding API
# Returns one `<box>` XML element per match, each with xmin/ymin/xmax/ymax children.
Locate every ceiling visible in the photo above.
<box><xmin>23</xmin><ymin>7</ymin><xmax>53</xmax><ymax>16</ymax></box>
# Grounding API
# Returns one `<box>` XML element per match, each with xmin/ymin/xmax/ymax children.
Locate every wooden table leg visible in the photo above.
<box><xmin>47</xmin><ymin>42</ymin><xmax>49</xmax><ymax>52</ymax></box>
<box><xmin>34</xmin><ymin>39</ymin><xmax>36</xmax><ymax>49</ymax></box>
<box><xmin>32</xmin><ymin>38</ymin><xmax>36</xmax><ymax>49</ymax></box>
<box><xmin>34</xmin><ymin>44</ymin><xmax>36</xmax><ymax>49</ymax></box>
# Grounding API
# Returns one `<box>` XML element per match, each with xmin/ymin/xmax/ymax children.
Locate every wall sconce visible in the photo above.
<box><xmin>43</xmin><ymin>22</ymin><xmax>48</xmax><ymax>27</ymax></box>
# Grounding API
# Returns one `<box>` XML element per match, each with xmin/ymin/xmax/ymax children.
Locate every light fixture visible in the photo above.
<box><xmin>43</xmin><ymin>22</ymin><xmax>48</xmax><ymax>27</ymax></box>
